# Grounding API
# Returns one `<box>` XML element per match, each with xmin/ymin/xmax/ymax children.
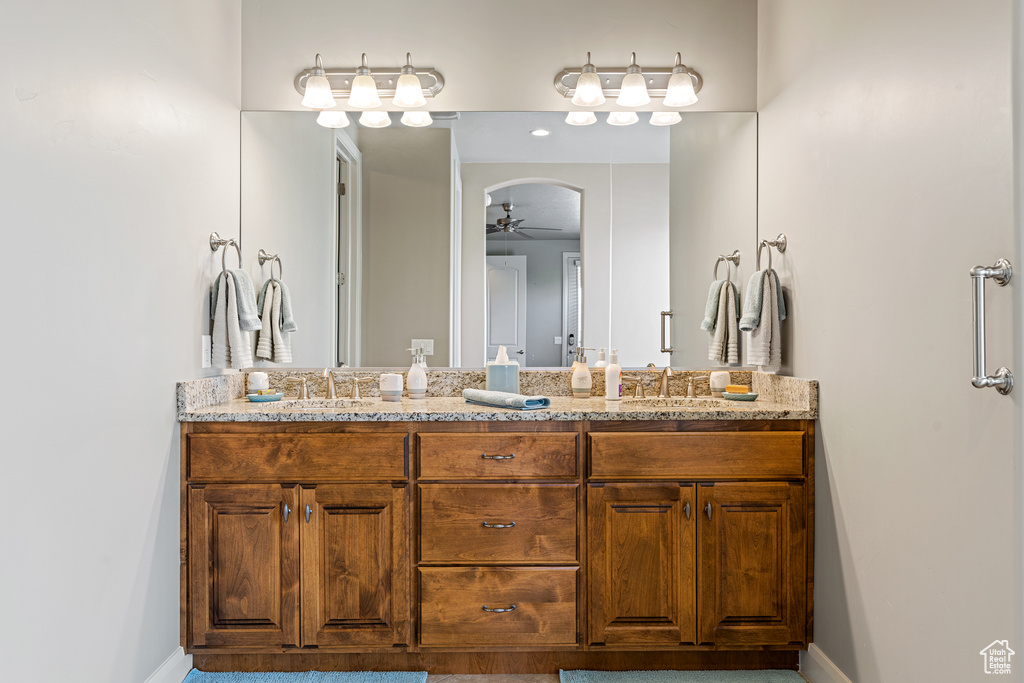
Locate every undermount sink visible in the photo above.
<box><xmin>621</xmin><ymin>396</ymin><xmax>733</xmax><ymax>408</ymax></box>
<box><xmin>274</xmin><ymin>397</ymin><xmax>367</xmax><ymax>410</ymax></box>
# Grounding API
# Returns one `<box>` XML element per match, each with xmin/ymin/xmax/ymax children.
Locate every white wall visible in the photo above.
<box><xmin>0</xmin><ymin>1</ymin><xmax>241</xmax><ymax>681</ymax></box>
<box><xmin>241</xmin><ymin>0</ymin><xmax>757</xmax><ymax>113</ymax></box>
<box><xmin>758</xmin><ymin>2</ymin><xmax>1018</xmax><ymax>682</ymax></box>
<box><xmin>669</xmin><ymin>113</ymin><xmax>757</xmax><ymax>368</ymax></box>
<box><xmin>241</xmin><ymin>112</ymin><xmax>336</xmax><ymax>367</ymax></box>
<box><xmin>486</xmin><ymin>239</ymin><xmax>582</xmax><ymax>367</ymax></box>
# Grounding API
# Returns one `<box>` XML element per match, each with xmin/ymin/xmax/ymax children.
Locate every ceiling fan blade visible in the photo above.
<box><xmin>486</xmin><ymin>226</ymin><xmax>502</xmax><ymax>233</ymax></box>
<box><xmin>510</xmin><ymin>228</ymin><xmax>535</xmax><ymax>239</ymax></box>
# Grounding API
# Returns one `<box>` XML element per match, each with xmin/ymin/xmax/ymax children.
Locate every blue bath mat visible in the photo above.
<box><xmin>184</xmin><ymin>672</ymin><xmax>428</xmax><ymax>683</ymax></box>
<box><xmin>560</xmin><ymin>671</ymin><xmax>803</xmax><ymax>683</ymax></box>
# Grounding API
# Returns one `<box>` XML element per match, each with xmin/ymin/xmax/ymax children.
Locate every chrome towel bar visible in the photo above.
<box><xmin>970</xmin><ymin>258</ymin><xmax>1012</xmax><ymax>394</ymax></box>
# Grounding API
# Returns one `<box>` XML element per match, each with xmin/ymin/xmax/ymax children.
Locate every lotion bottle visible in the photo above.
<box><xmin>570</xmin><ymin>347</ymin><xmax>592</xmax><ymax>398</ymax></box>
<box><xmin>604</xmin><ymin>349</ymin><xmax>622</xmax><ymax>400</ymax></box>
<box><xmin>593</xmin><ymin>348</ymin><xmax>608</xmax><ymax>368</ymax></box>
<box><xmin>407</xmin><ymin>348</ymin><xmax>427</xmax><ymax>399</ymax></box>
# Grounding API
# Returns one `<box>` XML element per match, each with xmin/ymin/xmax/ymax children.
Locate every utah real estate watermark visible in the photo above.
<box><xmin>980</xmin><ymin>640</ymin><xmax>1015</xmax><ymax>675</ymax></box>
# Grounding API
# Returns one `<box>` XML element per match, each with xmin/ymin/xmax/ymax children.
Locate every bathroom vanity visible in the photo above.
<box><xmin>178</xmin><ymin>372</ymin><xmax>816</xmax><ymax>673</ymax></box>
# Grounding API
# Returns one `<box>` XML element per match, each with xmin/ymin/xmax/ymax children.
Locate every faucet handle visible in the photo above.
<box><xmin>622</xmin><ymin>375</ymin><xmax>645</xmax><ymax>398</ymax></box>
<box><xmin>289</xmin><ymin>377</ymin><xmax>311</xmax><ymax>400</ymax></box>
<box><xmin>350</xmin><ymin>377</ymin><xmax>374</xmax><ymax>399</ymax></box>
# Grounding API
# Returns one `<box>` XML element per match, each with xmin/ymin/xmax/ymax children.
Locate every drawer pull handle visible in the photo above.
<box><xmin>481</xmin><ymin>521</ymin><xmax>516</xmax><ymax>529</ymax></box>
<box><xmin>482</xmin><ymin>604</ymin><xmax>517</xmax><ymax>613</ymax></box>
<box><xmin>283</xmin><ymin>504</ymin><xmax>291</xmax><ymax>522</ymax></box>
<box><xmin>683</xmin><ymin>501</ymin><xmax>690</xmax><ymax>521</ymax></box>
<box><xmin>481</xmin><ymin>453</ymin><xmax>515</xmax><ymax>460</ymax></box>
<box><xmin>305</xmin><ymin>504</ymin><xmax>312</xmax><ymax>523</ymax></box>
<box><xmin>705</xmin><ymin>502</ymin><xmax>712</xmax><ymax>521</ymax></box>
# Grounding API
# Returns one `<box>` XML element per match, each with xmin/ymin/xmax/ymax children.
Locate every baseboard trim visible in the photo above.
<box><xmin>144</xmin><ymin>646</ymin><xmax>193</xmax><ymax>683</ymax></box>
<box><xmin>800</xmin><ymin>644</ymin><xmax>852</xmax><ymax>683</ymax></box>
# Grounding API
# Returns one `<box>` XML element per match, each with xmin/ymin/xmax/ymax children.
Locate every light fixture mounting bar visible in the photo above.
<box><xmin>553</xmin><ymin>65</ymin><xmax>702</xmax><ymax>99</ymax></box>
<box><xmin>295</xmin><ymin>66</ymin><xmax>445</xmax><ymax>100</ymax></box>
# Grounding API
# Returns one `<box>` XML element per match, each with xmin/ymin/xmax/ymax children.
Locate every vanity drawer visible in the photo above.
<box><xmin>187</xmin><ymin>433</ymin><xmax>407</xmax><ymax>482</ymax></box>
<box><xmin>589</xmin><ymin>432</ymin><xmax>805</xmax><ymax>479</ymax></box>
<box><xmin>420</xmin><ymin>484</ymin><xmax>577</xmax><ymax>563</ymax></box>
<box><xmin>419</xmin><ymin>567</ymin><xmax>577</xmax><ymax>647</ymax></box>
<box><xmin>418</xmin><ymin>432</ymin><xmax>577</xmax><ymax>479</ymax></box>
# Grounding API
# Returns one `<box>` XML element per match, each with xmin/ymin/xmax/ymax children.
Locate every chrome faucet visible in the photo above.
<box><xmin>323</xmin><ymin>368</ymin><xmax>338</xmax><ymax>398</ymax></box>
<box><xmin>658</xmin><ymin>366</ymin><xmax>674</xmax><ymax>398</ymax></box>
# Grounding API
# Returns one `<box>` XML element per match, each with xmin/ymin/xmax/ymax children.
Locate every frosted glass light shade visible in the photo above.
<box><xmin>617</xmin><ymin>72</ymin><xmax>650</xmax><ymax>107</ymax></box>
<box><xmin>664</xmin><ymin>72</ymin><xmax>698</xmax><ymax>107</ymax></box>
<box><xmin>393</xmin><ymin>73</ymin><xmax>427</xmax><ymax>108</ymax></box>
<box><xmin>301</xmin><ymin>74</ymin><xmax>336</xmax><ymax>110</ymax></box>
<box><xmin>348</xmin><ymin>74</ymin><xmax>382</xmax><ymax>109</ymax></box>
<box><xmin>359</xmin><ymin>110</ymin><xmax>391</xmax><ymax>128</ymax></box>
<box><xmin>401</xmin><ymin>111</ymin><xmax>433</xmax><ymax>127</ymax></box>
<box><xmin>649</xmin><ymin>111</ymin><xmax>682</xmax><ymax>126</ymax></box>
<box><xmin>565</xmin><ymin>111</ymin><xmax>597</xmax><ymax>126</ymax></box>
<box><xmin>317</xmin><ymin>110</ymin><xmax>351</xmax><ymax>128</ymax></box>
<box><xmin>572</xmin><ymin>71</ymin><xmax>606</xmax><ymax>106</ymax></box>
<box><xmin>607</xmin><ymin>111</ymin><xmax>639</xmax><ymax>126</ymax></box>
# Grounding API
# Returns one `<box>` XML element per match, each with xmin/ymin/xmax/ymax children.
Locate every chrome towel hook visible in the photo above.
<box><xmin>209</xmin><ymin>232</ymin><xmax>242</xmax><ymax>274</ymax></box>
<box><xmin>970</xmin><ymin>259</ymin><xmax>1013</xmax><ymax>394</ymax></box>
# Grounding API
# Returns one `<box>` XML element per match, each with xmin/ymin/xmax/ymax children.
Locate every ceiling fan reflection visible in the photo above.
<box><xmin>485</xmin><ymin>202</ymin><xmax>561</xmax><ymax>239</ymax></box>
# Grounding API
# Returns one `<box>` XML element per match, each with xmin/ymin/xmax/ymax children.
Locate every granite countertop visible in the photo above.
<box><xmin>178</xmin><ymin>370</ymin><xmax>817</xmax><ymax>422</ymax></box>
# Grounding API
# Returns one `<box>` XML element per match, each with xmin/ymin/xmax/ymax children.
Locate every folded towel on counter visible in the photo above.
<box><xmin>463</xmin><ymin>388</ymin><xmax>551</xmax><ymax>410</ymax></box>
<box><xmin>708</xmin><ymin>281</ymin><xmax>740</xmax><ymax>365</ymax></box>
<box><xmin>747</xmin><ymin>269</ymin><xmax>783</xmax><ymax>371</ymax></box>
<box><xmin>211</xmin><ymin>269</ymin><xmax>261</xmax><ymax>331</ymax></box>
<box><xmin>255</xmin><ymin>280</ymin><xmax>293</xmax><ymax>363</ymax></box>
<box><xmin>700</xmin><ymin>280</ymin><xmax>727</xmax><ymax>332</ymax></box>
<box><xmin>211</xmin><ymin>272</ymin><xmax>253</xmax><ymax>369</ymax></box>
<box><xmin>258</xmin><ymin>278</ymin><xmax>298</xmax><ymax>333</ymax></box>
<box><xmin>739</xmin><ymin>269</ymin><xmax>787</xmax><ymax>331</ymax></box>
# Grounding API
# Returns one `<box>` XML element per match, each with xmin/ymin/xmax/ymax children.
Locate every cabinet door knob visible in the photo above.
<box><xmin>481</xmin><ymin>453</ymin><xmax>515</xmax><ymax>460</ymax></box>
<box><xmin>305</xmin><ymin>504</ymin><xmax>312</xmax><ymax>523</ymax></box>
<box><xmin>705</xmin><ymin>502</ymin><xmax>712</xmax><ymax>520</ymax></box>
<box><xmin>283</xmin><ymin>504</ymin><xmax>291</xmax><ymax>522</ymax></box>
<box><xmin>482</xmin><ymin>604</ymin><xmax>517</xmax><ymax>613</ymax></box>
<box><xmin>481</xmin><ymin>521</ymin><xmax>516</xmax><ymax>528</ymax></box>
<box><xmin>683</xmin><ymin>501</ymin><xmax>691</xmax><ymax>521</ymax></box>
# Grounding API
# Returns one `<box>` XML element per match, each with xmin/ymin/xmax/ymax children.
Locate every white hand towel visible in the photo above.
<box><xmin>211</xmin><ymin>272</ymin><xmax>253</xmax><ymax>369</ymax></box>
<box><xmin>255</xmin><ymin>280</ymin><xmax>275</xmax><ymax>361</ymax></box>
<box><xmin>747</xmin><ymin>270</ymin><xmax>782</xmax><ymax>371</ymax></box>
<box><xmin>270</xmin><ymin>280</ymin><xmax>292</xmax><ymax>364</ymax></box>
<box><xmin>212</xmin><ymin>272</ymin><xmax>230</xmax><ymax>369</ymax></box>
<box><xmin>709</xmin><ymin>282</ymin><xmax>739</xmax><ymax>364</ymax></box>
<box><xmin>726</xmin><ymin>282</ymin><xmax>739</xmax><ymax>365</ymax></box>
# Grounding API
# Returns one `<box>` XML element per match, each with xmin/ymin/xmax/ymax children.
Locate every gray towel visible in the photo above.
<box><xmin>747</xmin><ymin>270</ymin><xmax>782</xmax><ymax>371</ymax></box>
<box><xmin>463</xmin><ymin>388</ymin><xmax>551</xmax><ymax>410</ymax></box>
<box><xmin>708</xmin><ymin>281</ymin><xmax>739</xmax><ymax>365</ymax></box>
<box><xmin>258</xmin><ymin>278</ymin><xmax>298</xmax><ymax>333</ymax></box>
<box><xmin>211</xmin><ymin>272</ymin><xmax>253</xmax><ymax>369</ymax></box>
<box><xmin>211</xmin><ymin>269</ymin><xmax>261</xmax><ymax>331</ymax></box>
<box><xmin>255</xmin><ymin>281</ymin><xmax>294</xmax><ymax>364</ymax></box>
<box><xmin>739</xmin><ymin>269</ymin><xmax>786</xmax><ymax>332</ymax></box>
<box><xmin>700</xmin><ymin>280</ymin><xmax>727</xmax><ymax>332</ymax></box>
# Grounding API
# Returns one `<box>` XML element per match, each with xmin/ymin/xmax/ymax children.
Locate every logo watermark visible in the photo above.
<box><xmin>980</xmin><ymin>640</ymin><xmax>1015</xmax><ymax>675</ymax></box>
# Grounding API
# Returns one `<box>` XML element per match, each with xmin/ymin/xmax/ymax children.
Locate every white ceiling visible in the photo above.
<box><xmin>486</xmin><ymin>183</ymin><xmax>581</xmax><ymax>241</ymax></box>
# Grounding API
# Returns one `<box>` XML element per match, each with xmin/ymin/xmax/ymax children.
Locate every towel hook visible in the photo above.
<box><xmin>756</xmin><ymin>234</ymin><xmax>788</xmax><ymax>271</ymax></box>
<box><xmin>713</xmin><ymin>250</ymin><xmax>741</xmax><ymax>282</ymax></box>
<box><xmin>210</xmin><ymin>232</ymin><xmax>242</xmax><ymax>274</ymax></box>
<box><xmin>258</xmin><ymin>249</ymin><xmax>283</xmax><ymax>281</ymax></box>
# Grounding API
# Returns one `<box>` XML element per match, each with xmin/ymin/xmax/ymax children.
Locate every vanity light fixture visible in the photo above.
<box><xmin>663</xmin><ymin>53</ymin><xmax>699</xmax><ymax>107</ymax></box>
<box><xmin>359</xmin><ymin>110</ymin><xmax>392</xmax><ymax>128</ymax></box>
<box><xmin>348</xmin><ymin>54</ymin><xmax>382</xmax><ymax>109</ymax></box>
<box><xmin>565</xmin><ymin>111</ymin><xmax>597</xmax><ymax>126</ymax></box>
<box><xmin>300</xmin><ymin>54</ymin><xmax>337</xmax><ymax>110</ymax></box>
<box><xmin>317</xmin><ymin>110</ymin><xmax>351</xmax><ymax>128</ymax></box>
<box><xmin>607</xmin><ymin>111</ymin><xmax>639</xmax><ymax>126</ymax></box>
<box><xmin>649</xmin><ymin>111</ymin><xmax>682</xmax><ymax>126</ymax></box>
<box><xmin>617</xmin><ymin>53</ymin><xmax>651</xmax><ymax>107</ymax></box>
<box><xmin>400</xmin><ymin>111</ymin><xmax>433</xmax><ymax>127</ymax></box>
<box><xmin>530</xmin><ymin>129</ymin><xmax>551</xmax><ymax>137</ymax></box>
<box><xmin>393</xmin><ymin>53</ymin><xmax>428</xmax><ymax>108</ymax></box>
<box><xmin>571</xmin><ymin>53</ymin><xmax>606</xmax><ymax>106</ymax></box>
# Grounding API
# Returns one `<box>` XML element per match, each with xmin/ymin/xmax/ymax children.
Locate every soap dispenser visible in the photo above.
<box><xmin>604</xmin><ymin>349</ymin><xmax>623</xmax><ymax>400</ymax></box>
<box><xmin>571</xmin><ymin>347</ymin><xmax>593</xmax><ymax>398</ymax></box>
<box><xmin>407</xmin><ymin>347</ymin><xmax>427</xmax><ymax>399</ymax></box>
<box><xmin>593</xmin><ymin>348</ymin><xmax>608</xmax><ymax>368</ymax></box>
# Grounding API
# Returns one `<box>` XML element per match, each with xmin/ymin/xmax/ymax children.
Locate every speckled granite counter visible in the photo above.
<box><xmin>177</xmin><ymin>370</ymin><xmax>817</xmax><ymax>422</ymax></box>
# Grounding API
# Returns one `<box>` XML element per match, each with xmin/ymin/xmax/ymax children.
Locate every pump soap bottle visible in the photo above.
<box><xmin>594</xmin><ymin>348</ymin><xmax>608</xmax><ymax>368</ymax></box>
<box><xmin>407</xmin><ymin>347</ymin><xmax>427</xmax><ymax>399</ymax></box>
<box><xmin>571</xmin><ymin>347</ymin><xmax>592</xmax><ymax>398</ymax></box>
<box><xmin>604</xmin><ymin>349</ymin><xmax>623</xmax><ymax>400</ymax></box>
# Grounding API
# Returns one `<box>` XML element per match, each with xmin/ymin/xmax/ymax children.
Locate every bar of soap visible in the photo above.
<box><xmin>257</xmin><ymin>389</ymin><xmax>278</xmax><ymax>395</ymax></box>
<box><xmin>725</xmin><ymin>384</ymin><xmax>749</xmax><ymax>394</ymax></box>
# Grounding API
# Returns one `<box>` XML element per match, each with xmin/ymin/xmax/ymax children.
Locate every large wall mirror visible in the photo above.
<box><xmin>240</xmin><ymin>110</ymin><xmax>756</xmax><ymax>369</ymax></box>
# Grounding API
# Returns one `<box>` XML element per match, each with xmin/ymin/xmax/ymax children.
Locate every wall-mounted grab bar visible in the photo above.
<box><xmin>660</xmin><ymin>310</ymin><xmax>673</xmax><ymax>354</ymax></box>
<box><xmin>970</xmin><ymin>258</ymin><xmax>1012</xmax><ymax>394</ymax></box>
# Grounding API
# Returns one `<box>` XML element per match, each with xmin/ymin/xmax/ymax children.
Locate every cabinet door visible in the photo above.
<box><xmin>697</xmin><ymin>482</ymin><xmax>806</xmax><ymax>646</ymax></box>
<box><xmin>587</xmin><ymin>483</ymin><xmax>696</xmax><ymax>646</ymax></box>
<box><xmin>188</xmin><ymin>484</ymin><xmax>299</xmax><ymax>648</ymax></box>
<box><xmin>300</xmin><ymin>484</ymin><xmax>409</xmax><ymax>648</ymax></box>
